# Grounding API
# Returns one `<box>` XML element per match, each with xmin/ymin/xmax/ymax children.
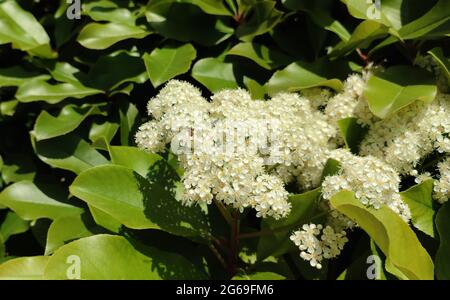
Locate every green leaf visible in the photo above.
<box><xmin>85</xmin><ymin>51</ymin><xmax>147</xmax><ymax>91</ymax></box>
<box><xmin>233</xmin><ymin>271</ymin><xmax>286</xmax><ymax>280</ymax></box>
<box><xmin>244</xmin><ymin>76</ymin><xmax>266</xmax><ymax>99</ymax></box>
<box><xmin>320</xmin><ymin>158</ymin><xmax>342</xmax><ymax>182</ymax></box>
<box><xmin>108</xmin><ymin>146</ymin><xmax>163</xmax><ymax>178</ymax></box>
<box><xmin>428</xmin><ymin>47</ymin><xmax>450</xmax><ymax>86</ymax></box>
<box><xmin>88</xmin><ymin>205</ymin><xmax>122</xmax><ymax>233</ymax></box>
<box><xmin>144</xmin><ymin>43</ymin><xmax>197</xmax><ymax>88</ymax></box>
<box><xmin>338</xmin><ymin>117</ymin><xmax>368</xmax><ymax>154</ymax></box>
<box><xmin>146</xmin><ymin>1</ymin><xmax>233</xmax><ymax>46</ymax></box>
<box><xmin>0</xmin><ymin>66</ymin><xmax>50</xmax><ymax>88</ymax></box>
<box><xmin>371</xmin><ymin>0</ymin><xmax>450</xmax><ymax>52</ymax></box>
<box><xmin>330</xmin><ymin>190</ymin><xmax>434</xmax><ymax>280</ymax></box>
<box><xmin>77</xmin><ymin>22</ymin><xmax>150</xmax><ymax>50</ymax></box>
<box><xmin>183</xmin><ymin>0</ymin><xmax>233</xmax><ymax>16</ymax></box>
<box><xmin>89</xmin><ymin>117</ymin><xmax>120</xmax><ymax>150</ymax></box>
<box><xmin>342</xmin><ymin>0</ymin><xmax>395</xmax><ymax>27</ymax></box>
<box><xmin>266</xmin><ymin>58</ymin><xmax>348</xmax><ymax>95</ymax></box>
<box><xmin>395</xmin><ymin>0</ymin><xmax>450</xmax><ymax>39</ymax></box>
<box><xmin>0</xmin><ymin>1</ymin><xmax>55</xmax><ymax>58</ymax></box>
<box><xmin>0</xmin><ymin>256</ymin><xmax>49</xmax><ymax>280</ymax></box>
<box><xmin>42</xmin><ymin>61</ymin><xmax>90</xmax><ymax>86</ymax></box>
<box><xmin>435</xmin><ymin>202</ymin><xmax>450</xmax><ymax>279</ymax></box>
<box><xmin>283</xmin><ymin>0</ymin><xmax>350</xmax><ymax>41</ymax></box>
<box><xmin>118</xmin><ymin>100</ymin><xmax>139</xmax><ymax>146</ymax></box>
<box><xmin>0</xmin><ymin>211</ymin><xmax>29</xmax><ymax>242</ymax></box>
<box><xmin>33</xmin><ymin>133</ymin><xmax>110</xmax><ymax>175</ymax></box>
<box><xmin>34</xmin><ymin>104</ymin><xmax>101</xmax><ymax>141</ymax></box>
<box><xmin>331</xmin><ymin>20</ymin><xmax>388</xmax><ymax>57</ymax></box>
<box><xmin>191</xmin><ymin>57</ymin><xmax>238</xmax><ymax>92</ymax></box>
<box><xmin>257</xmin><ymin>188</ymin><xmax>320</xmax><ymax>260</ymax></box>
<box><xmin>0</xmin><ymin>181</ymin><xmax>83</xmax><ymax>221</ymax></box>
<box><xmin>236</xmin><ymin>0</ymin><xmax>283</xmax><ymax>41</ymax></box>
<box><xmin>82</xmin><ymin>0</ymin><xmax>137</xmax><ymax>24</ymax></box>
<box><xmin>400</xmin><ymin>180</ymin><xmax>436</xmax><ymax>237</ymax></box>
<box><xmin>44</xmin><ymin>234</ymin><xmax>207</xmax><ymax>279</ymax></box>
<box><xmin>227</xmin><ymin>42</ymin><xmax>291</xmax><ymax>70</ymax></box>
<box><xmin>16</xmin><ymin>79</ymin><xmax>102</xmax><ymax>104</ymax></box>
<box><xmin>45</xmin><ymin>215</ymin><xmax>96</xmax><ymax>255</ymax></box>
<box><xmin>364</xmin><ymin>66</ymin><xmax>437</xmax><ymax>118</ymax></box>
<box><xmin>0</xmin><ymin>99</ymin><xmax>18</xmax><ymax>117</ymax></box>
<box><xmin>0</xmin><ymin>236</ymin><xmax>4</xmax><ymax>259</ymax></box>
<box><xmin>70</xmin><ymin>164</ymin><xmax>211</xmax><ymax>239</ymax></box>
<box><xmin>341</xmin><ymin>0</ymin><xmax>434</xmax><ymax>30</ymax></box>
<box><xmin>1</xmin><ymin>153</ymin><xmax>36</xmax><ymax>184</ymax></box>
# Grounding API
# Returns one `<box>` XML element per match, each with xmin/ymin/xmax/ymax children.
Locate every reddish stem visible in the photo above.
<box><xmin>227</xmin><ymin>210</ymin><xmax>240</xmax><ymax>276</ymax></box>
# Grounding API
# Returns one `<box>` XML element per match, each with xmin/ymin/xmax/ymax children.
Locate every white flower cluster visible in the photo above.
<box><xmin>135</xmin><ymin>80</ymin><xmax>338</xmax><ymax>219</ymax></box>
<box><xmin>322</xmin><ymin>149</ymin><xmax>411</xmax><ymax>222</ymax></box>
<box><xmin>291</xmin><ymin>147</ymin><xmax>412</xmax><ymax>269</ymax></box>
<box><xmin>324</xmin><ymin>72</ymin><xmax>377</xmax><ymax>131</ymax></box>
<box><xmin>290</xmin><ymin>224</ymin><xmax>348</xmax><ymax>269</ymax></box>
<box><xmin>360</xmin><ymin>93</ymin><xmax>450</xmax><ymax>175</ymax></box>
<box><xmin>135</xmin><ymin>73</ymin><xmax>447</xmax><ymax>269</ymax></box>
<box><xmin>434</xmin><ymin>158</ymin><xmax>450</xmax><ymax>203</ymax></box>
<box><xmin>415</xmin><ymin>54</ymin><xmax>449</xmax><ymax>93</ymax></box>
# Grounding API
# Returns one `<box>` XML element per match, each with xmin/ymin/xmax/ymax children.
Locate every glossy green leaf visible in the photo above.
<box><xmin>16</xmin><ymin>79</ymin><xmax>102</xmax><ymax>104</ymax></box>
<box><xmin>0</xmin><ymin>66</ymin><xmax>50</xmax><ymax>88</ymax></box>
<box><xmin>184</xmin><ymin>0</ymin><xmax>232</xmax><ymax>16</ymax></box>
<box><xmin>320</xmin><ymin>158</ymin><xmax>342</xmax><ymax>182</ymax></box>
<box><xmin>0</xmin><ymin>236</ymin><xmax>4</xmax><ymax>259</ymax></box>
<box><xmin>244</xmin><ymin>76</ymin><xmax>266</xmax><ymax>99</ymax></box>
<box><xmin>88</xmin><ymin>205</ymin><xmax>122</xmax><ymax>233</ymax></box>
<box><xmin>257</xmin><ymin>188</ymin><xmax>320</xmax><ymax>260</ymax></box>
<box><xmin>227</xmin><ymin>42</ymin><xmax>291</xmax><ymax>70</ymax></box>
<box><xmin>146</xmin><ymin>1</ymin><xmax>233</xmax><ymax>46</ymax></box>
<box><xmin>77</xmin><ymin>22</ymin><xmax>150</xmax><ymax>50</ymax></box>
<box><xmin>331</xmin><ymin>20</ymin><xmax>388</xmax><ymax>57</ymax></box>
<box><xmin>397</xmin><ymin>0</ymin><xmax>450</xmax><ymax>39</ymax></box>
<box><xmin>0</xmin><ymin>256</ymin><xmax>49</xmax><ymax>280</ymax></box>
<box><xmin>191</xmin><ymin>58</ymin><xmax>238</xmax><ymax>92</ymax></box>
<box><xmin>338</xmin><ymin>117</ymin><xmax>368</xmax><ymax>154</ymax></box>
<box><xmin>1</xmin><ymin>153</ymin><xmax>36</xmax><ymax>184</ymax></box>
<box><xmin>108</xmin><ymin>146</ymin><xmax>163</xmax><ymax>178</ymax></box>
<box><xmin>266</xmin><ymin>59</ymin><xmax>348</xmax><ymax>95</ymax></box>
<box><xmin>236</xmin><ymin>1</ymin><xmax>283</xmax><ymax>41</ymax></box>
<box><xmin>435</xmin><ymin>202</ymin><xmax>450</xmax><ymax>279</ymax></box>
<box><xmin>89</xmin><ymin>117</ymin><xmax>120</xmax><ymax>150</ymax></box>
<box><xmin>0</xmin><ymin>99</ymin><xmax>18</xmax><ymax>117</ymax></box>
<box><xmin>45</xmin><ymin>215</ymin><xmax>96</xmax><ymax>255</ymax></box>
<box><xmin>341</xmin><ymin>0</ymin><xmax>434</xmax><ymax>30</ymax></box>
<box><xmin>342</xmin><ymin>0</ymin><xmax>396</xmax><ymax>27</ymax></box>
<box><xmin>0</xmin><ymin>181</ymin><xmax>83</xmax><ymax>221</ymax></box>
<box><xmin>34</xmin><ymin>105</ymin><xmax>101</xmax><ymax>141</ymax></box>
<box><xmin>144</xmin><ymin>43</ymin><xmax>197</xmax><ymax>88</ymax></box>
<box><xmin>70</xmin><ymin>164</ymin><xmax>211</xmax><ymax>238</ymax></box>
<box><xmin>400</xmin><ymin>179</ymin><xmax>436</xmax><ymax>237</ymax></box>
<box><xmin>44</xmin><ymin>234</ymin><xmax>207</xmax><ymax>279</ymax></box>
<box><xmin>364</xmin><ymin>66</ymin><xmax>437</xmax><ymax>118</ymax></box>
<box><xmin>33</xmin><ymin>133</ymin><xmax>110</xmax><ymax>175</ymax></box>
<box><xmin>330</xmin><ymin>190</ymin><xmax>434</xmax><ymax>280</ymax></box>
<box><xmin>118</xmin><ymin>100</ymin><xmax>139</xmax><ymax>146</ymax></box>
<box><xmin>0</xmin><ymin>211</ymin><xmax>29</xmax><ymax>241</ymax></box>
<box><xmin>428</xmin><ymin>47</ymin><xmax>450</xmax><ymax>86</ymax></box>
<box><xmin>0</xmin><ymin>1</ymin><xmax>55</xmax><ymax>58</ymax></box>
<box><xmin>85</xmin><ymin>51</ymin><xmax>147</xmax><ymax>91</ymax></box>
<box><xmin>371</xmin><ymin>0</ymin><xmax>450</xmax><ymax>52</ymax></box>
<box><xmin>82</xmin><ymin>0</ymin><xmax>137</xmax><ymax>24</ymax></box>
<box><xmin>283</xmin><ymin>0</ymin><xmax>350</xmax><ymax>41</ymax></box>
<box><xmin>42</xmin><ymin>61</ymin><xmax>87</xmax><ymax>85</ymax></box>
